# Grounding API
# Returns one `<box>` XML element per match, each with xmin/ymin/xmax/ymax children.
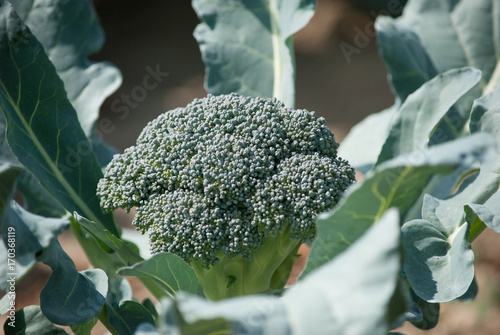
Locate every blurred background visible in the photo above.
<box><xmin>92</xmin><ymin>0</ymin><xmax>396</xmax><ymax>150</ymax></box>
<box><xmin>10</xmin><ymin>0</ymin><xmax>500</xmax><ymax>334</ymax></box>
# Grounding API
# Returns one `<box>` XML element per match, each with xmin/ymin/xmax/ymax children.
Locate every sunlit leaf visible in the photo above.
<box><xmin>118</xmin><ymin>252</ymin><xmax>200</xmax><ymax>297</ymax></box>
<box><xmin>0</xmin><ymin>2</ymin><xmax>117</xmax><ymax>235</ymax></box>
<box><xmin>193</xmin><ymin>0</ymin><xmax>315</xmax><ymax>107</ymax></box>
<box><xmin>303</xmin><ymin>133</ymin><xmax>494</xmax><ymax>277</ymax></box>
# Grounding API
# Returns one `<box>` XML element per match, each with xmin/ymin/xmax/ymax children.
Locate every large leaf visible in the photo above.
<box><xmin>118</xmin><ymin>252</ymin><xmax>200</xmax><ymax>297</ymax></box>
<box><xmin>10</xmin><ymin>0</ymin><xmax>122</xmax><ymax>136</ymax></box>
<box><xmin>75</xmin><ymin>213</ymin><xmax>142</xmax><ymax>265</ymax></box>
<box><xmin>460</xmin><ymin>84</ymin><xmax>500</xmax><ymax>237</ymax></box>
<box><xmin>38</xmin><ymin>243</ymin><xmax>108</xmax><ymax>325</ymax></box>
<box><xmin>404</xmin><ymin>287</ymin><xmax>440</xmax><ymax>330</ymax></box>
<box><xmin>303</xmin><ymin>132</ymin><xmax>495</xmax><ymax>277</ymax></box>
<box><xmin>465</xmin><ymin>194</ymin><xmax>500</xmax><ymax>234</ymax></box>
<box><xmin>0</xmin><ymin>1</ymin><xmax>118</xmax><ymax>235</ymax></box>
<box><xmin>375</xmin><ymin>16</ymin><xmax>438</xmax><ymax>102</ymax></box>
<box><xmin>2</xmin><ymin>108</ymin><xmax>66</xmax><ymax>218</ymax></box>
<box><xmin>100</xmin><ymin>301</ymin><xmax>156</xmax><ymax>335</ymax></box>
<box><xmin>156</xmin><ymin>209</ymin><xmax>403</xmax><ymax>335</ymax></box>
<box><xmin>0</xmin><ymin>201</ymin><xmax>69</xmax><ymax>290</ymax></box>
<box><xmin>375</xmin><ymin>67</ymin><xmax>481</xmax><ymax>165</ymax></box>
<box><xmin>73</xmin><ymin>214</ymin><xmax>171</xmax><ymax>301</ymax></box>
<box><xmin>400</xmin><ymin>86</ymin><xmax>500</xmax><ymax>303</ymax></box>
<box><xmin>1</xmin><ymin>0</ymin><xmax>120</xmax><ymax>217</ymax></box>
<box><xmin>192</xmin><ymin>0</ymin><xmax>315</xmax><ymax>107</ymax></box>
<box><xmin>4</xmin><ymin>305</ymin><xmax>70</xmax><ymax>335</ymax></box>
<box><xmin>401</xmin><ymin>214</ymin><xmax>474</xmax><ymax>302</ymax></box>
<box><xmin>337</xmin><ymin>105</ymin><xmax>396</xmax><ymax>173</ymax></box>
<box><xmin>396</xmin><ymin>0</ymin><xmax>500</xmax><ymax>93</ymax></box>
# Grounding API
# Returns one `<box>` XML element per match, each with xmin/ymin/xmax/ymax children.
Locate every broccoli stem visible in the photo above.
<box><xmin>191</xmin><ymin>224</ymin><xmax>301</xmax><ymax>301</ymax></box>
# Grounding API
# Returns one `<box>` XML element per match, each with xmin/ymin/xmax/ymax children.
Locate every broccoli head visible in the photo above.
<box><xmin>97</xmin><ymin>93</ymin><xmax>356</xmax><ymax>300</ymax></box>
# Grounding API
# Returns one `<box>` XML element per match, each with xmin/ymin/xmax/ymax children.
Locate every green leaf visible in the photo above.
<box><xmin>0</xmin><ymin>164</ymin><xmax>19</xmax><ymax>213</ymax></box>
<box><xmin>401</xmin><ymin>216</ymin><xmax>474</xmax><ymax>302</ymax></box>
<box><xmin>375</xmin><ymin>67</ymin><xmax>481</xmax><ymax>166</ymax></box>
<box><xmin>465</xmin><ymin>194</ymin><xmax>500</xmax><ymax>234</ymax></box>
<box><xmin>405</xmin><ymin>288</ymin><xmax>440</xmax><ymax>330</ymax></box>
<box><xmin>375</xmin><ymin>16</ymin><xmax>438</xmax><ymax>102</ymax></box>
<box><xmin>71</xmin><ymin>215</ymin><xmax>171</xmax><ymax>301</ymax></box>
<box><xmin>192</xmin><ymin>0</ymin><xmax>316</xmax><ymax>107</ymax></box>
<box><xmin>396</xmin><ymin>0</ymin><xmax>500</xmax><ymax>94</ymax></box>
<box><xmin>15</xmin><ymin>170</ymin><xmax>66</xmax><ymax>217</ymax></box>
<box><xmin>0</xmin><ymin>114</ymin><xmax>21</xmax><ymax>169</ymax></box>
<box><xmin>4</xmin><ymin>305</ymin><xmax>70</xmax><ymax>335</ymax></box>
<box><xmin>101</xmin><ymin>301</ymin><xmax>156</xmax><ymax>335</ymax></box>
<box><xmin>0</xmin><ymin>201</ymin><xmax>69</xmax><ymax>290</ymax></box>
<box><xmin>71</xmin><ymin>317</ymin><xmax>99</xmax><ymax>335</ymax></box>
<box><xmin>2</xmin><ymin>107</ymin><xmax>66</xmax><ymax>218</ymax></box>
<box><xmin>159</xmin><ymin>209</ymin><xmax>403</xmax><ymax>335</ymax></box>
<box><xmin>337</xmin><ymin>105</ymin><xmax>396</xmax><ymax>173</ymax></box>
<box><xmin>303</xmin><ymin>132</ymin><xmax>495</xmax><ymax>277</ymax></box>
<box><xmin>38</xmin><ymin>242</ymin><xmax>108</xmax><ymax>325</ymax></box>
<box><xmin>284</xmin><ymin>209</ymin><xmax>404</xmax><ymax>334</ymax></box>
<box><xmin>74</xmin><ymin>213</ymin><xmax>142</xmax><ymax>265</ymax></box>
<box><xmin>10</xmin><ymin>0</ymin><xmax>122</xmax><ymax>137</ymax></box>
<box><xmin>461</xmin><ymin>84</ymin><xmax>500</xmax><ymax>238</ymax></box>
<box><xmin>403</xmin><ymin>90</ymin><xmax>500</xmax><ymax>303</ymax></box>
<box><xmin>0</xmin><ymin>2</ymin><xmax>118</xmax><ymax>235</ymax></box>
<box><xmin>118</xmin><ymin>252</ymin><xmax>200</xmax><ymax>297</ymax></box>
<box><xmin>88</xmin><ymin>134</ymin><xmax>119</xmax><ymax>169</ymax></box>
<box><xmin>420</xmin><ymin>85</ymin><xmax>500</xmax><ymax>239</ymax></box>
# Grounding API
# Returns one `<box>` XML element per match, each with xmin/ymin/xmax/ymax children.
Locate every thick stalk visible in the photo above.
<box><xmin>191</xmin><ymin>225</ymin><xmax>301</xmax><ymax>301</ymax></box>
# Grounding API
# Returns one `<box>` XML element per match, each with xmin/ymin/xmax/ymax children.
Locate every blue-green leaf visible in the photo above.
<box><xmin>375</xmin><ymin>16</ymin><xmax>438</xmax><ymax>102</ymax></box>
<box><xmin>158</xmin><ymin>209</ymin><xmax>403</xmax><ymax>335</ymax></box>
<box><xmin>396</xmin><ymin>0</ymin><xmax>500</xmax><ymax>93</ymax></box>
<box><xmin>38</xmin><ymin>242</ymin><xmax>108</xmax><ymax>325</ymax></box>
<box><xmin>375</xmin><ymin>67</ymin><xmax>481</xmax><ymax>166</ymax></box>
<box><xmin>102</xmin><ymin>300</ymin><xmax>156</xmax><ymax>335</ymax></box>
<box><xmin>419</xmin><ymin>84</ymin><xmax>500</xmax><ymax>243</ymax></box>
<box><xmin>402</xmin><ymin>86</ymin><xmax>500</xmax><ymax>301</ymax></box>
<box><xmin>465</xmin><ymin>194</ymin><xmax>500</xmax><ymax>234</ymax></box>
<box><xmin>74</xmin><ymin>213</ymin><xmax>142</xmax><ymax>265</ymax></box>
<box><xmin>118</xmin><ymin>252</ymin><xmax>200</xmax><ymax>297</ymax></box>
<box><xmin>71</xmin><ymin>317</ymin><xmax>99</xmax><ymax>335</ymax></box>
<box><xmin>405</xmin><ymin>288</ymin><xmax>440</xmax><ymax>330</ymax></box>
<box><xmin>4</xmin><ymin>305</ymin><xmax>70</xmax><ymax>335</ymax></box>
<box><xmin>337</xmin><ymin>105</ymin><xmax>396</xmax><ymax>173</ymax></box>
<box><xmin>401</xmin><ymin>216</ymin><xmax>474</xmax><ymax>302</ymax></box>
<box><xmin>303</xmin><ymin>132</ymin><xmax>494</xmax><ymax>277</ymax></box>
<box><xmin>0</xmin><ymin>201</ymin><xmax>69</xmax><ymax>290</ymax></box>
<box><xmin>454</xmin><ymin>85</ymin><xmax>500</xmax><ymax>238</ymax></box>
<box><xmin>0</xmin><ymin>1</ymin><xmax>118</xmax><ymax>235</ymax></box>
<box><xmin>9</xmin><ymin>0</ymin><xmax>122</xmax><ymax>137</ymax></box>
<box><xmin>72</xmin><ymin>214</ymin><xmax>169</xmax><ymax>301</ymax></box>
<box><xmin>0</xmin><ymin>164</ymin><xmax>19</xmax><ymax>212</ymax></box>
<box><xmin>192</xmin><ymin>0</ymin><xmax>316</xmax><ymax>107</ymax></box>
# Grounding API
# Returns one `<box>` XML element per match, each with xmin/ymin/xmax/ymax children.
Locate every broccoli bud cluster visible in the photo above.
<box><xmin>97</xmin><ymin>93</ymin><xmax>355</xmax><ymax>270</ymax></box>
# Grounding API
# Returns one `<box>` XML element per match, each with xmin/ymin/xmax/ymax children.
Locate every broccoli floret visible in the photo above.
<box><xmin>97</xmin><ymin>93</ymin><xmax>355</xmax><ymax>300</ymax></box>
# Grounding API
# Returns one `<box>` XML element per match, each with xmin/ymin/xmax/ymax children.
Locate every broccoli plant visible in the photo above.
<box><xmin>1</xmin><ymin>0</ymin><xmax>500</xmax><ymax>334</ymax></box>
<box><xmin>97</xmin><ymin>93</ymin><xmax>355</xmax><ymax>300</ymax></box>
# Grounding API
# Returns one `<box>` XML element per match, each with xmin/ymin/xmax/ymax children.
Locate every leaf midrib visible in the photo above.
<box><xmin>268</xmin><ymin>0</ymin><xmax>283</xmax><ymax>102</ymax></box>
<box><xmin>0</xmin><ymin>47</ymin><xmax>102</xmax><ymax>226</ymax></box>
